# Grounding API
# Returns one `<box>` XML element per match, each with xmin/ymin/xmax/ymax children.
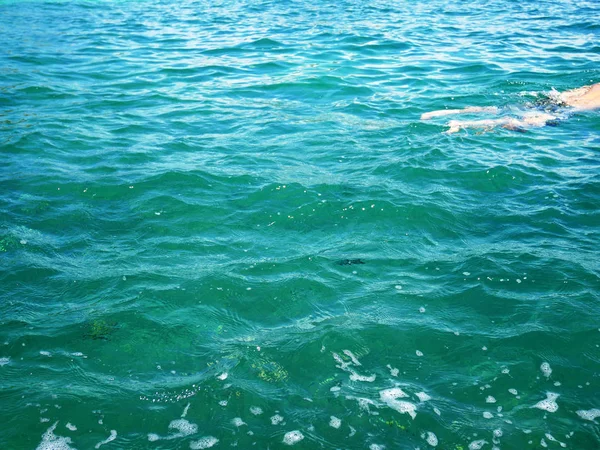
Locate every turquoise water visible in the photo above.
<box><xmin>1</xmin><ymin>0</ymin><xmax>600</xmax><ymax>448</ymax></box>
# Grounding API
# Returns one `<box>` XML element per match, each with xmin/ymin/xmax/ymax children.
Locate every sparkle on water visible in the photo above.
<box><xmin>1</xmin><ymin>0</ymin><xmax>599</xmax><ymax>448</ymax></box>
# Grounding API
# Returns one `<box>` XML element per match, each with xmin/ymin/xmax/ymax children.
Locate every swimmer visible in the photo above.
<box><xmin>421</xmin><ymin>82</ymin><xmax>600</xmax><ymax>133</ymax></box>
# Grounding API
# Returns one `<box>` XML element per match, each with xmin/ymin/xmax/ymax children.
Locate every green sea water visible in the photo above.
<box><xmin>1</xmin><ymin>0</ymin><xmax>600</xmax><ymax>448</ymax></box>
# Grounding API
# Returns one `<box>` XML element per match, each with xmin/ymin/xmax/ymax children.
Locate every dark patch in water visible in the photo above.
<box><xmin>337</xmin><ymin>259</ymin><xmax>365</xmax><ymax>266</ymax></box>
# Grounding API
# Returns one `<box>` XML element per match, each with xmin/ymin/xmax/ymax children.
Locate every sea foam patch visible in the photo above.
<box><xmin>379</xmin><ymin>388</ymin><xmax>416</xmax><ymax>419</ymax></box>
<box><xmin>190</xmin><ymin>436</ymin><xmax>219</xmax><ymax>449</ymax></box>
<box><xmin>36</xmin><ymin>422</ymin><xmax>76</xmax><ymax>450</ymax></box>
<box><xmin>576</xmin><ymin>408</ymin><xmax>600</xmax><ymax>421</ymax></box>
<box><xmin>283</xmin><ymin>430</ymin><xmax>304</xmax><ymax>445</ymax></box>
<box><xmin>533</xmin><ymin>392</ymin><xmax>559</xmax><ymax>413</ymax></box>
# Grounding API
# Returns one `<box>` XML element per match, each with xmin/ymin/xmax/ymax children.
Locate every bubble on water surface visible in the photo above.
<box><xmin>283</xmin><ymin>430</ymin><xmax>304</xmax><ymax>445</ymax></box>
<box><xmin>65</xmin><ymin>423</ymin><xmax>76</xmax><ymax>431</ymax></box>
<box><xmin>0</xmin><ymin>357</ymin><xmax>10</xmax><ymax>366</ymax></box>
<box><xmin>190</xmin><ymin>437</ymin><xmax>219</xmax><ymax>449</ymax></box>
<box><xmin>416</xmin><ymin>350</ymin><xmax>423</xmax><ymax>357</ymax></box>
<box><xmin>508</xmin><ymin>389</ymin><xmax>517</xmax><ymax>395</ymax></box>
<box><xmin>486</xmin><ymin>396</ymin><xmax>496</xmax><ymax>403</ymax></box>
<box><xmin>483</xmin><ymin>412</ymin><xmax>493</xmax><ymax>419</ymax></box>
<box><xmin>250</xmin><ymin>406</ymin><xmax>263</xmax><ymax>415</ymax></box>
<box><xmin>217</xmin><ymin>372</ymin><xmax>228</xmax><ymax>380</ymax></box>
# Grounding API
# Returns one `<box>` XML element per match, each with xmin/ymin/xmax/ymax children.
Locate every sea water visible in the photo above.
<box><xmin>1</xmin><ymin>0</ymin><xmax>599</xmax><ymax>448</ymax></box>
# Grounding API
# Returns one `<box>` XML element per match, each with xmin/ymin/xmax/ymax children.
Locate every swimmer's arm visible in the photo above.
<box><xmin>421</xmin><ymin>106</ymin><xmax>500</xmax><ymax>120</ymax></box>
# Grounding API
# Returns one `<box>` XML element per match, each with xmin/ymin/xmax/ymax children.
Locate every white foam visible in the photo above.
<box><xmin>271</xmin><ymin>414</ymin><xmax>284</xmax><ymax>425</ymax></box>
<box><xmin>576</xmin><ymin>408</ymin><xmax>600</xmax><ymax>421</ymax></box>
<box><xmin>329</xmin><ymin>416</ymin><xmax>341</xmax><ymax>429</ymax></box>
<box><xmin>348</xmin><ymin>425</ymin><xmax>356</xmax><ymax>437</ymax></box>
<box><xmin>415</xmin><ymin>392</ymin><xmax>431</xmax><ymax>402</ymax></box>
<box><xmin>508</xmin><ymin>389</ymin><xmax>518</xmax><ymax>395</ymax></box>
<box><xmin>387</xmin><ymin>364</ymin><xmax>399</xmax><ymax>377</ymax></box>
<box><xmin>0</xmin><ymin>357</ymin><xmax>10</xmax><ymax>366</ymax></box>
<box><xmin>147</xmin><ymin>434</ymin><xmax>160</xmax><ymax>442</ymax></box>
<box><xmin>36</xmin><ymin>422</ymin><xmax>76</xmax><ymax>450</ymax></box>
<box><xmin>217</xmin><ymin>372</ymin><xmax>228</xmax><ymax>380</ymax></box>
<box><xmin>433</xmin><ymin>407</ymin><xmax>441</xmax><ymax>416</ymax></box>
<box><xmin>182</xmin><ymin>403</ymin><xmax>191</xmax><ymax>418</ymax></box>
<box><xmin>468</xmin><ymin>439</ymin><xmax>487</xmax><ymax>450</ymax></box>
<box><xmin>40</xmin><ymin>351</ymin><xmax>52</xmax><ymax>357</ymax></box>
<box><xmin>493</xmin><ymin>429</ymin><xmax>503</xmax><ymax>438</ymax></box>
<box><xmin>65</xmin><ymin>423</ymin><xmax>76</xmax><ymax>431</ymax></box>
<box><xmin>416</xmin><ymin>350</ymin><xmax>424</xmax><ymax>357</ymax></box>
<box><xmin>167</xmin><ymin>419</ymin><xmax>198</xmax><ymax>438</ymax></box>
<box><xmin>218</xmin><ymin>400</ymin><xmax>228</xmax><ymax>407</ymax></box>
<box><xmin>533</xmin><ymin>392</ymin><xmax>559</xmax><ymax>413</ymax></box>
<box><xmin>94</xmin><ymin>430</ymin><xmax>117</xmax><ymax>449</ymax></box>
<box><xmin>486</xmin><ymin>396</ymin><xmax>496</xmax><ymax>403</ymax></box>
<box><xmin>250</xmin><ymin>406</ymin><xmax>263</xmax><ymax>415</ymax></box>
<box><xmin>425</xmin><ymin>431</ymin><xmax>438</xmax><ymax>446</ymax></box>
<box><xmin>540</xmin><ymin>362</ymin><xmax>552</xmax><ymax>378</ymax></box>
<box><xmin>231</xmin><ymin>418</ymin><xmax>246</xmax><ymax>427</ymax></box>
<box><xmin>190</xmin><ymin>437</ymin><xmax>219</xmax><ymax>449</ymax></box>
<box><xmin>369</xmin><ymin>445</ymin><xmax>385</xmax><ymax>450</ymax></box>
<box><xmin>343</xmin><ymin>350</ymin><xmax>361</xmax><ymax>366</ymax></box>
<box><xmin>379</xmin><ymin>388</ymin><xmax>417</xmax><ymax>419</ymax></box>
<box><xmin>483</xmin><ymin>412</ymin><xmax>493</xmax><ymax>419</ymax></box>
<box><xmin>349</xmin><ymin>370</ymin><xmax>376</xmax><ymax>382</ymax></box>
<box><xmin>283</xmin><ymin>430</ymin><xmax>304</xmax><ymax>445</ymax></box>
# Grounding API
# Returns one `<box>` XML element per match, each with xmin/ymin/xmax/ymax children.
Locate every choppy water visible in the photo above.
<box><xmin>1</xmin><ymin>0</ymin><xmax>600</xmax><ymax>448</ymax></box>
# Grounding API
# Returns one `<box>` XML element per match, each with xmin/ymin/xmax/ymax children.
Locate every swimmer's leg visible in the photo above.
<box><xmin>421</xmin><ymin>106</ymin><xmax>500</xmax><ymax>120</ymax></box>
<box><xmin>445</xmin><ymin>117</ymin><xmax>525</xmax><ymax>133</ymax></box>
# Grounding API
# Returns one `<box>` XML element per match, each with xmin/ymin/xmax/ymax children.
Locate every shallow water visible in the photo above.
<box><xmin>1</xmin><ymin>0</ymin><xmax>600</xmax><ymax>448</ymax></box>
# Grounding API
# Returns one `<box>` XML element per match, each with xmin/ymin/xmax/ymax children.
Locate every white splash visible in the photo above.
<box><xmin>250</xmin><ymin>406</ymin><xmax>263</xmax><ymax>416</ymax></box>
